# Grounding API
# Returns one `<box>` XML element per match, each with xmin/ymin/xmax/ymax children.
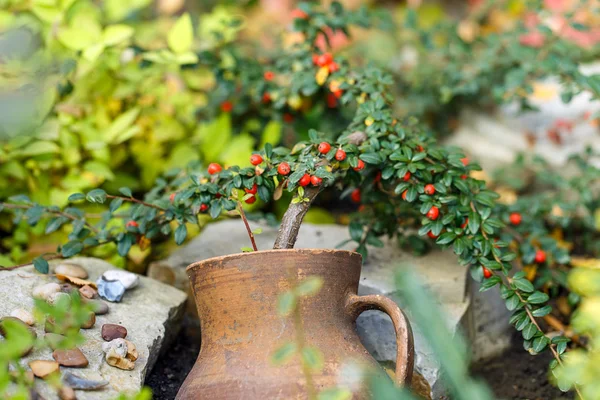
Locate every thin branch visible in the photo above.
<box><xmin>1</xmin><ymin>203</ymin><xmax>99</xmax><ymax>233</ymax></box>
<box><xmin>273</xmin><ymin>187</ymin><xmax>322</xmax><ymax>250</ymax></box>
<box><xmin>237</xmin><ymin>201</ymin><xmax>258</xmax><ymax>252</ymax></box>
<box><xmin>105</xmin><ymin>195</ymin><xmax>166</xmax><ymax>211</ymax></box>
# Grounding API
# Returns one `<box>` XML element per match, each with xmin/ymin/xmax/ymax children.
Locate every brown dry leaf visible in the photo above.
<box><xmin>470</xmin><ymin>170</ymin><xmax>490</xmax><ymax>183</ymax></box>
<box><xmin>457</xmin><ymin>20</ymin><xmax>479</xmax><ymax>43</ymax></box>
<box><xmin>273</xmin><ymin>184</ymin><xmax>283</xmax><ymax>201</ymax></box>
<box><xmin>549</xmin><ymin>227</ymin><xmax>573</xmax><ymax>251</ymax></box>
<box><xmin>523</xmin><ymin>265</ymin><xmax>537</xmax><ymax>282</ymax></box>
<box><xmin>570</xmin><ymin>257</ymin><xmax>600</xmax><ymax>269</ymax></box>
<box><xmin>55</xmin><ymin>274</ymin><xmax>97</xmax><ymax>289</ymax></box>
<box><xmin>556</xmin><ymin>296</ymin><xmax>572</xmax><ymax>317</ymax></box>
<box><xmin>495</xmin><ymin>186</ymin><xmax>517</xmax><ymax>205</ymax></box>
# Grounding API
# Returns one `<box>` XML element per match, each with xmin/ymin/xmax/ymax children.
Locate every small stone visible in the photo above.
<box><xmin>102</xmin><ymin>338</ymin><xmax>128</xmax><ymax>358</ymax></box>
<box><xmin>101</xmin><ymin>324</ymin><xmax>127</xmax><ymax>341</ymax></box>
<box><xmin>81</xmin><ymin>311</ymin><xmax>95</xmax><ymax>329</ymax></box>
<box><xmin>47</xmin><ymin>292</ymin><xmax>71</xmax><ymax>306</ymax></box>
<box><xmin>58</xmin><ymin>386</ymin><xmax>76</xmax><ymax>400</ymax></box>
<box><xmin>29</xmin><ymin>360</ymin><xmax>60</xmax><ymax>379</ymax></box>
<box><xmin>62</xmin><ymin>372</ymin><xmax>108</xmax><ymax>390</ymax></box>
<box><xmin>60</xmin><ymin>284</ymin><xmax>76</xmax><ymax>294</ymax></box>
<box><xmin>10</xmin><ymin>308</ymin><xmax>35</xmax><ymax>326</ymax></box>
<box><xmin>45</xmin><ymin>333</ymin><xmax>66</xmax><ymax>350</ymax></box>
<box><xmin>96</xmin><ymin>277</ymin><xmax>126</xmax><ymax>302</ymax></box>
<box><xmin>105</xmin><ymin>347</ymin><xmax>135</xmax><ymax>371</ymax></box>
<box><xmin>86</xmin><ymin>299</ymin><xmax>109</xmax><ymax>315</ymax></box>
<box><xmin>125</xmin><ymin>339</ymin><xmax>138</xmax><ymax>361</ymax></box>
<box><xmin>52</xmin><ymin>348</ymin><xmax>88</xmax><ymax>368</ymax></box>
<box><xmin>79</xmin><ymin>285</ymin><xmax>97</xmax><ymax>299</ymax></box>
<box><xmin>102</xmin><ymin>270</ymin><xmax>139</xmax><ymax>290</ymax></box>
<box><xmin>33</xmin><ymin>282</ymin><xmax>61</xmax><ymax>300</ymax></box>
<box><xmin>0</xmin><ymin>317</ymin><xmax>37</xmax><ymax>356</ymax></box>
<box><xmin>55</xmin><ymin>263</ymin><xmax>88</xmax><ymax>279</ymax></box>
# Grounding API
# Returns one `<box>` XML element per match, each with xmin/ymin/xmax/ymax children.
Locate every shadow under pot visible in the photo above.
<box><xmin>176</xmin><ymin>249</ymin><xmax>414</xmax><ymax>399</ymax></box>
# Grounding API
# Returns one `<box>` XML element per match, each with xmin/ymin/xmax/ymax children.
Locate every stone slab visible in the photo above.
<box><xmin>0</xmin><ymin>257</ymin><xmax>187</xmax><ymax>399</ymax></box>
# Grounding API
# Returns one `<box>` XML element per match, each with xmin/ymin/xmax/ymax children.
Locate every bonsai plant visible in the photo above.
<box><xmin>2</xmin><ymin>1</ymin><xmax>599</xmax><ymax>397</ymax></box>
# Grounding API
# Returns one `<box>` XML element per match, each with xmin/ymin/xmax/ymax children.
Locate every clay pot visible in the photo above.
<box><xmin>177</xmin><ymin>249</ymin><xmax>414</xmax><ymax>399</ymax></box>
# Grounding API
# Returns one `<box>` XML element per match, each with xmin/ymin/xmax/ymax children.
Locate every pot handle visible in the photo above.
<box><xmin>345</xmin><ymin>293</ymin><xmax>414</xmax><ymax>386</ymax></box>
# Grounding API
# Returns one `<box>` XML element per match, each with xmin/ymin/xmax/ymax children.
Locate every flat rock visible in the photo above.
<box><xmin>53</xmin><ymin>348</ymin><xmax>89</xmax><ymax>368</ymax></box>
<box><xmin>0</xmin><ymin>257</ymin><xmax>187</xmax><ymax>399</ymax></box>
<box><xmin>55</xmin><ymin>263</ymin><xmax>88</xmax><ymax>279</ymax></box>
<box><xmin>101</xmin><ymin>324</ymin><xmax>127</xmax><ymax>341</ymax></box>
<box><xmin>149</xmin><ymin>220</ymin><xmax>505</xmax><ymax>398</ymax></box>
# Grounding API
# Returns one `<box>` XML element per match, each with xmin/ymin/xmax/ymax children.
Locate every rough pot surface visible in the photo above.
<box><xmin>176</xmin><ymin>249</ymin><xmax>414</xmax><ymax>400</ymax></box>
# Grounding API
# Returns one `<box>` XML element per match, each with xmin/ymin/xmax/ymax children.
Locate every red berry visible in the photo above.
<box><xmin>299</xmin><ymin>174</ymin><xmax>311</xmax><ymax>187</ymax></box>
<box><xmin>316</xmin><ymin>53</ymin><xmax>333</xmax><ymax>67</ymax></box>
<box><xmin>312</xmin><ymin>54</ymin><xmax>319</xmax><ymax>65</ymax></box>
<box><xmin>354</xmin><ymin>159</ymin><xmax>365</xmax><ymax>171</ymax></box>
<box><xmin>245</xmin><ymin>184</ymin><xmax>258</xmax><ymax>194</ymax></box>
<box><xmin>427</xmin><ymin>231</ymin><xmax>438</xmax><ymax>239</ymax></box>
<box><xmin>283</xmin><ymin>113</ymin><xmax>294</xmax><ymax>123</ymax></box>
<box><xmin>318</xmin><ymin>142</ymin><xmax>331</xmax><ymax>154</ymax></box>
<box><xmin>169</xmin><ymin>193</ymin><xmax>176</xmax><ymax>203</ymax></box>
<box><xmin>250</xmin><ymin>154</ymin><xmax>263</xmax><ymax>166</ymax></box>
<box><xmin>220</xmin><ymin>101</ymin><xmax>233</xmax><ymax>112</ymax></box>
<box><xmin>403</xmin><ymin>171</ymin><xmax>411</xmax><ymax>181</ymax></box>
<box><xmin>207</xmin><ymin>163</ymin><xmax>222</xmax><ymax>175</ymax></box>
<box><xmin>461</xmin><ymin>157</ymin><xmax>469</xmax><ymax>166</ymax></box>
<box><xmin>264</xmin><ymin>71</ymin><xmax>274</xmax><ymax>81</ymax></box>
<box><xmin>332</xmin><ymin>89</ymin><xmax>343</xmax><ymax>98</ymax></box>
<box><xmin>200</xmin><ymin>204</ymin><xmax>208</xmax><ymax>212</ymax></box>
<box><xmin>262</xmin><ymin>92</ymin><xmax>271</xmax><ymax>103</ymax></box>
<box><xmin>335</xmin><ymin>149</ymin><xmax>346</xmax><ymax>161</ymax></box>
<box><xmin>461</xmin><ymin>218</ymin><xmax>469</xmax><ymax>229</ymax></box>
<box><xmin>328</xmin><ymin>61</ymin><xmax>339</xmax><ymax>73</ymax></box>
<box><xmin>509</xmin><ymin>212</ymin><xmax>522</xmax><ymax>225</ymax></box>
<box><xmin>326</xmin><ymin>93</ymin><xmax>338</xmax><ymax>108</ymax></box>
<box><xmin>291</xmin><ymin>8</ymin><xmax>308</xmax><ymax>19</ymax></box>
<box><xmin>350</xmin><ymin>189</ymin><xmax>361</xmax><ymax>203</ymax></box>
<box><xmin>310</xmin><ymin>175</ymin><xmax>322</xmax><ymax>186</ymax></box>
<box><xmin>534</xmin><ymin>249</ymin><xmax>546</xmax><ymax>263</ymax></box>
<box><xmin>402</xmin><ymin>191</ymin><xmax>408</xmax><ymax>200</ymax></box>
<box><xmin>461</xmin><ymin>174</ymin><xmax>468</xmax><ymax>180</ymax></box>
<box><xmin>424</xmin><ymin>184</ymin><xmax>435</xmax><ymax>195</ymax></box>
<box><xmin>417</xmin><ymin>145</ymin><xmax>424</xmax><ymax>152</ymax></box>
<box><xmin>245</xmin><ymin>195</ymin><xmax>256</xmax><ymax>204</ymax></box>
<box><xmin>375</xmin><ymin>171</ymin><xmax>382</xmax><ymax>183</ymax></box>
<box><xmin>126</xmin><ymin>221</ymin><xmax>138</xmax><ymax>228</ymax></box>
<box><xmin>277</xmin><ymin>162</ymin><xmax>291</xmax><ymax>175</ymax></box>
<box><xmin>482</xmin><ymin>266</ymin><xmax>493</xmax><ymax>279</ymax></box>
<box><xmin>427</xmin><ymin>206</ymin><xmax>440</xmax><ymax>220</ymax></box>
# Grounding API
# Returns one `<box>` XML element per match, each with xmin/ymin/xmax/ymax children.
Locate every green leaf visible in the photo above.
<box><xmin>168</xmin><ymin>13</ymin><xmax>194</xmax><ymax>54</ymax></box>
<box><xmin>527</xmin><ymin>291</ymin><xmax>549</xmax><ymax>304</ymax></box>
<box><xmin>104</xmin><ymin>108</ymin><xmax>140</xmax><ymax>144</ymax></box>
<box><xmin>0</xmin><ymin>318</ymin><xmax>35</xmax><ymax>359</ymax></box>
<box><xmin>103</xmin><ymin>24</ymin><xmax>134</xmax><ymax>46</ymax></box>
<box><xmin>531</xmin><ymin>305</ymin><xmax>552</xmax><ymax>317</ymax></box>
<box><xmin>317</xmin><ymin>388</ymin><xmax>352</xmax><ymax>400</ymax></box>
<box><xmin>271</xmin><ymin>342</ymin><xmax>297</xmax><ymax>365</ymax></box>
<box><xmin>505</xmin><ymin>295</ymin><xmax>520</xmax><ymax>311</ymax></box>
<box><xmin>301</xmin><ymin>346</ymin><xmax>324</xmax><ymax>371</ymax></box>
<box><xmin>174</xmin><ymin>224</ymin><xmax>187</xmax><ymax>245</ymax></box>
<box><xmin>277</xmin><ymin>291</ymin><xmax>296</xmax><ymax>316</ymax></box>
<box><xmin>117</xmin><ymin>234</ymin><xmax>135</xmax><ymax>257</ymax></box>
<box><xmin>86</xmin><ymin>189</ymin><xmax>107</xmax><ymax>204</ymax></box>
<box><xmin>33</xmin><ymin>257</ymin><xmax>49</xmax><ymax>274</ymax></box>
<box><xmin>68</xmin><ymin>193</ymin><xmax>85</xmax><ymax>202</ymax></box>
<box><xmin>513</xmin><ymin>278</ymin><xmax>534</xmax><ymax>293</ymax></box>
<box><xmin>119</xmin><ymin>187</ymin><xmax>133</xmax><ymax>197</ymax></box>
<box><xmin>295</xmin><ymin>277</ymin><xmax>323</xmax><ymax>297</ymax></box>
<box><xmin>61</xmin><ymin>241</ymin><xmax>83</xmax><ymax>257</ymax></box>
<box><xmin>532</xmin><ymin>336</ymin><xmax>549</xmax><ymax>353</ymax></box>
<box><xmin>522</xmin><ymin>323</ymin><xmax>538</xmax><ymax>340</ymax></box>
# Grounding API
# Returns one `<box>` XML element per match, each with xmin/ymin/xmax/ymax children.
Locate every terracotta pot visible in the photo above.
<box><xmin>176</xmin><ymin>249</ymin><xmax>414</xmax><ymax>399</ymax></box>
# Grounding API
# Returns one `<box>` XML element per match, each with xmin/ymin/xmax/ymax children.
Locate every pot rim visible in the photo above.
<box><xmin>186</xmin><ymin>248</ymin><xmax>362</xmax><ymax>272</ymax></box>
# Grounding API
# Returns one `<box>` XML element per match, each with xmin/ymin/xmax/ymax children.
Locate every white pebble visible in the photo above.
<box><xmin>32</xmin><ymin>283</ymin><xmax>61</xmax><ymax>300</ymax></box>
<box><xmin>10</xmin><ymin>308</ymin><xmax>35</xmax><ymax>325</ymax></box>
<box><xmin>102</xmin><ymin>338</ymin><xmax>128</xmax><ymax>357</ymax></box>
<box><xmin>102</xmin><ymin>270</ymin><xmax>139</xmax><ymax>290</ymax></box>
